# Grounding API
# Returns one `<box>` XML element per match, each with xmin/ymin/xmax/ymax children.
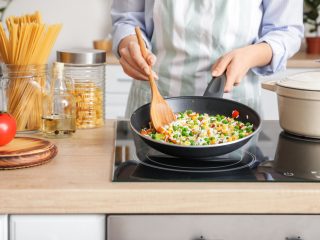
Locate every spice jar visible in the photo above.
<box><xmin>57</xmin><ymin>48</ymin><xmax>106</xmax><ymax>129</ymax></box>
<box><xmin>0</xmin><ymin>64</ymin><xmax>49</xmax><ymax>132</ymax></box>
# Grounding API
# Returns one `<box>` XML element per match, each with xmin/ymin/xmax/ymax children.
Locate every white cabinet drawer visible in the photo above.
<box><xmin>10</xmin><ymin>215</ymin><xmax>105</xmax><ymax>240</ymax></box>
<box><xmin>108</xmin><ymin>215</ymin><xmax>320</xmax><ymax>240</ymax></box>
<box><xmin>106</xmin><ymin>65</ymin><xmax>132</xmax><ymax>94</ymax></box>
<box><xmin>0</xmin><ymin>215</ymin><xmax>8</xmax><ymax>240</ymax></box>
<box><xmin>105</xmin><ymin>93</ymin><xmax>129</xmax><ymax>119</ymax></box>
<box><xmin>106</xmin><ymin>105</ymin><xmax>127</xmax><ymax>119</ymax></box>
<box><xmin>105</xmin><ymin>93</ymin><xmax>129</xmax><ymax>105</ymax></box>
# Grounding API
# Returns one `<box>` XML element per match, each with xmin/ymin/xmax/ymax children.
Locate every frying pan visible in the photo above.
<box><xmin>130</xmin><ymin>74</ymin><xmax>261</xmax><ymax>158</ymax></box>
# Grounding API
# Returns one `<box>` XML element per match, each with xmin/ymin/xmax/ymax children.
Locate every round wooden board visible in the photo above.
<box><xmin>0</xmin><ymin>137</ymin><xmax>58</xmax><ymax>170</ymax></box>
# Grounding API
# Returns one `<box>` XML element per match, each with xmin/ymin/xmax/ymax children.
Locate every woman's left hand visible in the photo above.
<box><xmin>211</xmin><ymin>43</ymin><xmax>272</xmax><ymax>92</ymax></box>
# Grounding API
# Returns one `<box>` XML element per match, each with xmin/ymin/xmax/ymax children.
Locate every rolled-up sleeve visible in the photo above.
<box><xmin>111</xmin><ymin>0</ymin><xmax>152</xmax><ymax>58</ymax></box>
<box><xmin>252</xmin><ymin>0</ymin><xmax>304</xmax><ymax>75</ymax></box>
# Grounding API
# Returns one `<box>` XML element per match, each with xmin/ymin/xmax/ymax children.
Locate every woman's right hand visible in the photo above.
<box><xmin>118</xmin><ymin>35</ymin><xmax>158</xmax><ymax>81</ymax></box>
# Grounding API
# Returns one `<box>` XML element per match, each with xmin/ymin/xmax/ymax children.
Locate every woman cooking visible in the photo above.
<box><xmin>111</xmin><ymin>0</ymin><xmax>303</xmax><ymax>117</ymax></box>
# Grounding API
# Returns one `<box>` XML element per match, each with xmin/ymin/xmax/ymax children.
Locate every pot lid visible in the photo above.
<box><xmin>278</xmin><ymin>72</ymin><xmax>320</xmax><ymax>91</ymax></box>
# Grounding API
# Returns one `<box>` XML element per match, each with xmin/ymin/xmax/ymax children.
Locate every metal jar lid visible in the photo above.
<box><xmin>57</xmin><ymin>48</ymin><xmax>106</xmax><ymax>65</ymax></box>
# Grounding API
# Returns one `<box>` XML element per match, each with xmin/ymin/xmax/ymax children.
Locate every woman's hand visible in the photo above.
<box><xmin>118</xmin><ymin>35</ymin><xmax>158</xmax><ymax>81</ymax></box>
<box><xmin>211</xmin><ymin>43</ymin><xmax>273</xmax><ymax>92</ymax></box>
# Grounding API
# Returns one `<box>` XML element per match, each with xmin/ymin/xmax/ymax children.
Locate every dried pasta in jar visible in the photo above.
<box><xmin>74</xmin><ymin>82</ymin><xmax>104</xmax><ymax>128</ymax></box>
<box><xmin>57</xmin><ymin>49</ymin><xmax>106</xmax><ymax>129</ymax></box>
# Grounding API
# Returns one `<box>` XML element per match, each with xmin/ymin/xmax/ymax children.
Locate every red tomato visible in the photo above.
<box><xmin>0</xmin><ymin>112</ymin><xmax>17</xmax><ymax>146</ymax></box>
<box><xmin>232</xmin><ymin>110</ymin><xmax>240</xmax><ymax>119</ymax></box>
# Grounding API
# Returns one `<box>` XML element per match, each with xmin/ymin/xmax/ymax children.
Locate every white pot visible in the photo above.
<box><xmin>262</xmin><ymin>72</ymin><xmax>320</xmax><ymax>138</ymax></box>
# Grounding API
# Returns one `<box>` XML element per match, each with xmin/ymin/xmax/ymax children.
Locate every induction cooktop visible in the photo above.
<box><xmin>113</xmin><ymin>120</ymin><xmax>320</xmax><ymax>182</ymax></box>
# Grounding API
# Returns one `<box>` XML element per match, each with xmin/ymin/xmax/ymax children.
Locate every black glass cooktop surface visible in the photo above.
<box><xmin>113</xmin><ymin>120</ymin><xmax>320</xmax><ymax>182</ymax></box>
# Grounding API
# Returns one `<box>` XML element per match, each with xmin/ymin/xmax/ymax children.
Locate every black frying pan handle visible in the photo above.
<box><xmin>203</xmin><ymin>74</ymin><xmax>226</xmax><ymax>98</ymax></box>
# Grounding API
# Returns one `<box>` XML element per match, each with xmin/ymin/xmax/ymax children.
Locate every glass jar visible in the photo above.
<box><xmin>57</xmin><ymin>49</ymin><xmax>106</xmax><ymax>129</ymax></box>
<box><xmin>0</xmin><ymin>64</ymin><xmax>48</xmax><ymax>132</ymax></box>
<box><xmin>41</xmin><ymin>62</ymin><xmax>76</xmax><ymax>138</ymax></box>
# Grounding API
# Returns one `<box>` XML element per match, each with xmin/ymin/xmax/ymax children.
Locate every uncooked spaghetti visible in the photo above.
<box><xmin>0</xmin><ymin>11</ymin><xmax>62</xmax><ymax>131</ymax></box>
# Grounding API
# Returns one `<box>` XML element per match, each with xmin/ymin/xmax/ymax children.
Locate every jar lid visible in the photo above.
<box><xmin>278</xmin><ymin>71</ymin><xmax>320</xmax><ymax>91</ymax></box>
<box><xmin>56</xmin><ymin>48</ymin><xmax>106</xmax><ymax>64</ymax></box>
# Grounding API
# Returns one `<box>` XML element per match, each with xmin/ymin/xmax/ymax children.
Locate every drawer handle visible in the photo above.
<box><xmin>118</xmin><ymin>78</ymin><xmax>132</xmax><ymax>82</ymax></box>
<box><xmin>193</xmin><ymin>236</ymin><xmax>206</xmax><ymax>240</ymax></box>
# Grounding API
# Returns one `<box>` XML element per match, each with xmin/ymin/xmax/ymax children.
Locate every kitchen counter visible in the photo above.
<box><xmin>1</xmin><ymin>120</ymin><xmax>320</xmax><ymax>214</ymax></box>
<box><xmin>287</xmin><ymin>52</ymin><xmax>320</xmax><ymax>68</ymax></box>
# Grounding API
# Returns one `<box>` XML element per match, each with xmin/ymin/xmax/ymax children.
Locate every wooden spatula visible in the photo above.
<box><xmin>135</xmin><ymin>27</ymin><xmax>176</xmax><ymax>132</ymax></box>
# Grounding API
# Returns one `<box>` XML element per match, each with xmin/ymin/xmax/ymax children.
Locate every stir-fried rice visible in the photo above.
<box><xmin>140</xmin><ymin>110</ymin><xmax>254</xmax><ymax>146</ymax></box>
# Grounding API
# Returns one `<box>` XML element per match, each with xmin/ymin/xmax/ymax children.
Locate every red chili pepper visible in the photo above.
<box><xmin>232</xmin><ymin>110</ymin><xmax>240</xmax><ymax>119</ymax></box>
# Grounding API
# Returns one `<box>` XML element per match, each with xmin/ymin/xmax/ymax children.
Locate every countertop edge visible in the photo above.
<box><xmin>2</xmin><ymin>186</ymin><xmax>320</xmax><ymax>214</ymax></box>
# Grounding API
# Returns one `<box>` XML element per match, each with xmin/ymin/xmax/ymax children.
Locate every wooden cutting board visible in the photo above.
<box><xmin>0</xmin><ymin>137</ymin><xmax>58</xmax><ymax>170</ymax></box>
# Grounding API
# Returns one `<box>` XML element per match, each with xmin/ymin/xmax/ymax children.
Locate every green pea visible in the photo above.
<box><xmin>155</xmin><ymin>133</ymin><xmax>165</xmax><ymax>140</ymax></box>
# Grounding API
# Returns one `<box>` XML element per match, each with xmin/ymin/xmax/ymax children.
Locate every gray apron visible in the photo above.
<box><xmin>125</xmin><ymin>0</ymin><xmax>263</xmax><ymax>118</ymax></box>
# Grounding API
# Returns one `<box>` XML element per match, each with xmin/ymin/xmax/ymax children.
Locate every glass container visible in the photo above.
<box><xmin>0</xmin><ymin>64</ymin><xmax>48</xmax><ymax>132</ymax></box>
<box><xmin>57</xmin><ymin>48</ymin><xmax>106</xmax><ymax>129</ymax></box>
<box><xmin>41</xmin><ymin>62</ymin><xmax>76</xmax><ymax>138</ymax></box>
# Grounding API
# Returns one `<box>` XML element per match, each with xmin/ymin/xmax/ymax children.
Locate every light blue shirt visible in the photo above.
<box><xmin>111</xmin><ymin>0</ymin><xmax>304</xmax><ymax>75</ymax></box>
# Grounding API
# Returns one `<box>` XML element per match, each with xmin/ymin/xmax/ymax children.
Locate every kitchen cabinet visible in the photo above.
<box><xmin>10</xmin><ymin>215</ymin><xmax>105</xmax><ymax>240</ymax></box>
<box><xmin>108</xmin><ymin>215</ymin><xmax>320</xmax><ymax>240</ymax></box>
<box><xmin>0</xmin><ymin>215</ymin><xmax>8</xmax><ymax>240</ymax></box>
<box><xmin>105</xmin><ymin>65</ymin><xmax>132</xmax><ymax>119</ymax></box>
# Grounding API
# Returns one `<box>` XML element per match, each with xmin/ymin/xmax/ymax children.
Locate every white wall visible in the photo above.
<box><xmin>3</xmin><ymin>0</ymin><xmax>113</xmax><ymax>63</ymax></box>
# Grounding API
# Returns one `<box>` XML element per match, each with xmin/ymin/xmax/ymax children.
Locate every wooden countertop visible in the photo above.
<box><xmin>287</xmin><ymin>52</ymin><xmax>320</xmax><ymax>68</ymax></box>
<box><xmin>1</xmin><ymin>120</ymin><xmax>320</xmax><ymax>214</ymax></box>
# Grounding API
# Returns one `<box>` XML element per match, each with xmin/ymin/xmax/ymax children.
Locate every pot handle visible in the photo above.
<box><xmin>261</xmin><ymin>80</ymin><xmax>277</xmax><ymax>92</ymax></box>
<box><xmin>203</xmin><ymin>74</ymin><xmax>226</xmax><ymax>98</ymax></box>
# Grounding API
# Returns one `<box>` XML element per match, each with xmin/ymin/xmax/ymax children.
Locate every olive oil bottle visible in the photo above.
<box><xmin>42</xmin><ymin>62</ymin><xmax>76</xmax><ymax>138</ymax></box>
